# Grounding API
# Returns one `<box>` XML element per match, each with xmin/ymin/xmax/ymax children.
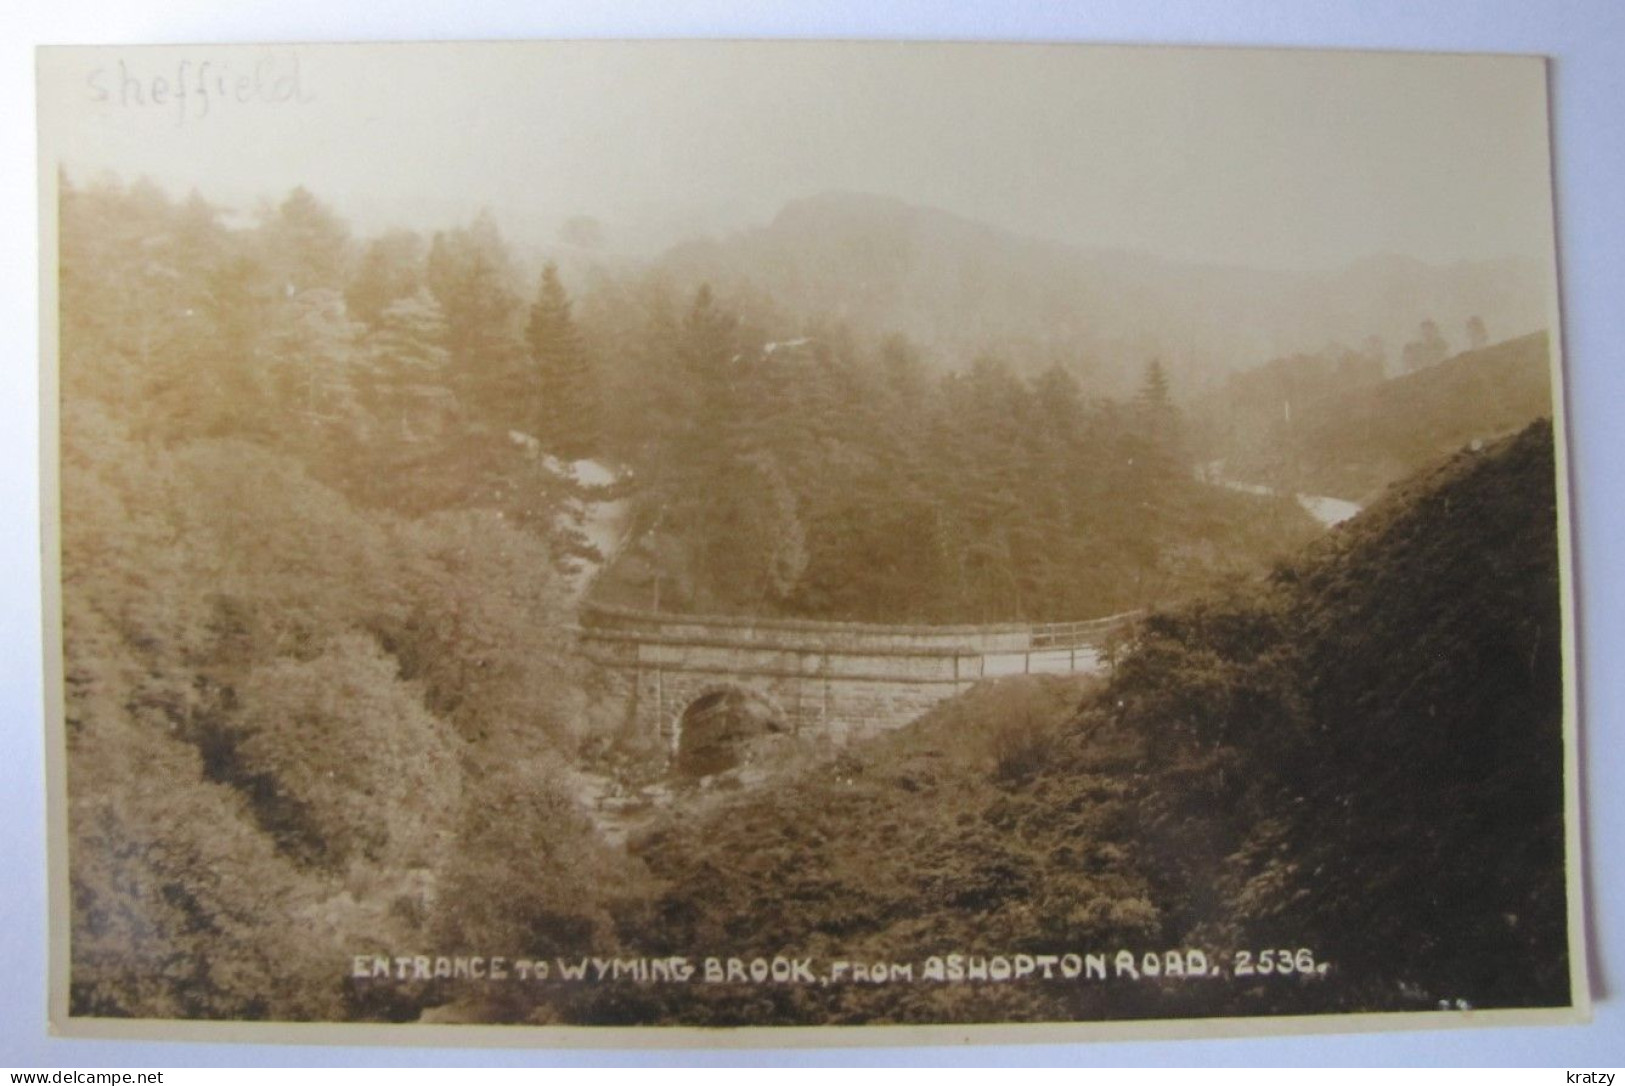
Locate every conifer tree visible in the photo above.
<box><xmin>263</xmin><ymin>186</ymin><xmax>351</xmax><ymax>292</ymax></box>
<box><xmin>1123</xmin><ymin>358</ymin><xmax>1190</xmax><ymax>598</ymax></box>
<box><xmin>525</xmin><ymin>263</ymin><xmax>600</xmax><ymax>459</ymax></box>
<box><xmin>1401</xmin><ymin>318</ymin><xmax>1450</xmax><ymax>372</ymax></box>
<box><xmin>347</xmin><ymin>230</ymin><xmax>425</xmax><ymax>330</ymax></box>
<box><xmin>1136</xmin><ymin>357</ymin><xmax>1171</xmax><ymax>413</ymax></box>
<box><xmin>424</xmin><ymin>211</ymin><xmax>522</xmax><ymax>424</ymax></box>
<box><xmin>365</xmin><ymin>287</ymin><xmax>453</xmax><ymax>442</ymax></box>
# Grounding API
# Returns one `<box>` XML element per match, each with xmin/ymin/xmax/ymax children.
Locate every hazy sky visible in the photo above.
<box><xmin>39</xmin><ymin>41</ymin><xmax>1557</xmax><ymax>271</ymax></box>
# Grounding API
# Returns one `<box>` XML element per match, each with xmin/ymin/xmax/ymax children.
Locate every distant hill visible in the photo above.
<box><xmin>546</xmin><ymin>420</ymin><xmax>1568</xmax><ymax>1026</ymax></box>
<box><xmin>1283</xmin><ymin>332</ymin><xmax>1554</xmax><ymax>501</ymax></box>
<box><xmin>656</xmin><ymin>191</ymin><xmax>1549</xmax><ymax>393</ymax></box>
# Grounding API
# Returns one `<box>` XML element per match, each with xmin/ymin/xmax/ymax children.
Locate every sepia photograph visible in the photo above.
<box><xmin>36</xmin><ymin>39</ymin><xmax>1586</xmax><ymax>1042</ymax></box>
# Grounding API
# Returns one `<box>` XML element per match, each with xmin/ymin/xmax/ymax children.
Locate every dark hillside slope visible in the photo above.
<box><xmin>1117</xmin><ymin>418</ymin><xmax>1569</xmax><ymax>1012</ymax></box>
<box><xmin>558</xmin><ymin>420</ymin><xmax>1569</xmax><ymax>1026</ymax></box>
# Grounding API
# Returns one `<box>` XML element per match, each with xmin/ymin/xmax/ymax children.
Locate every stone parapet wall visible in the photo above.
<box><xmin>576</xmin><ymin>602</ymin><xmax>1135</xmax><ymax>761</ymax></box>
<box><xmin>579</xmin><ymin>602</ymin><xmax>1035</xmax><ymax>654</ymax></box>
<box><xmin>578</xmin><ymin>637</ymin><xmax>978</xmax><ymax>685</ymax></box>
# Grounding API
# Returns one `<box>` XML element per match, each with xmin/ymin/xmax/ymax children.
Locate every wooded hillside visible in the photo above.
<box><xmin>537</xmin><ymin>420</ymin><xmax>1569</xmax><ymax>1026</ymax></box>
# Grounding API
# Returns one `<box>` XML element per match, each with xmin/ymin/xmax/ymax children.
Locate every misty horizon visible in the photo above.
<box><xmin>53</xmin><ymin>160</ymin><xmax>1550</xmax><ymax>400</ymax></box>
<box><xmin>52</xmin><ymin>163</ymin><xmax>1552</xmax><ymax>285</ymax></box>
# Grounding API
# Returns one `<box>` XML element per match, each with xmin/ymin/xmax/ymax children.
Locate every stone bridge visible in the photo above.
<box><xmin>575</xmin><ymin>602</ymin><xmax>1137</xmax><ymax>770</ymax></box>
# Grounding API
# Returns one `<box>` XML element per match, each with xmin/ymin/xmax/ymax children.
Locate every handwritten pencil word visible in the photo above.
<box><xmin>85</xmin><ymin>55</ymin><xmax>313</xmax><ymax>124</ymax></box>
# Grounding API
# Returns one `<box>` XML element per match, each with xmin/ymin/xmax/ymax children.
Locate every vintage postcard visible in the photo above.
<box><xmin>37</xmin><ymin>40</ymin><xmax>1586</xmax><ymax>1044</ymax></box>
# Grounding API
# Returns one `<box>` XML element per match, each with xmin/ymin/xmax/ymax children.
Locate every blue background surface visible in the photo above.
<box><xmin>4</xmin><ymin>0</ymin><xmax>1622</xmax><ymax>1067</ymax></box>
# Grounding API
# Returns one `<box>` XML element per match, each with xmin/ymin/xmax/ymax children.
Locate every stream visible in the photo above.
<box><xmin>1203</xmin><ymin>466</ymin><xmax>1363</xmax><ymax>529</ymax></box>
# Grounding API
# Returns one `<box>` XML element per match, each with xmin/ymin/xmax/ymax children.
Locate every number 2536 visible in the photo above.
<box><xmin>1234</xmin><ymin>949</ymin><xmax>1322</xmax><ymax>975</ymax></box>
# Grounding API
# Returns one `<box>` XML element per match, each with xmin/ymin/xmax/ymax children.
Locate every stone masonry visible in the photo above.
<box><xmin>575</xmin><ymin>602</ymin><xmax>1134</xmax><ymax>757</ymax></box>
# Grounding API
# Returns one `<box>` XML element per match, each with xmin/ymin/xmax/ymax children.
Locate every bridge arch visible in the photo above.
<box><xmin>671</xmin><ymin>683</ymin><xmax>790</xmax><ymax>778</ymax></box>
